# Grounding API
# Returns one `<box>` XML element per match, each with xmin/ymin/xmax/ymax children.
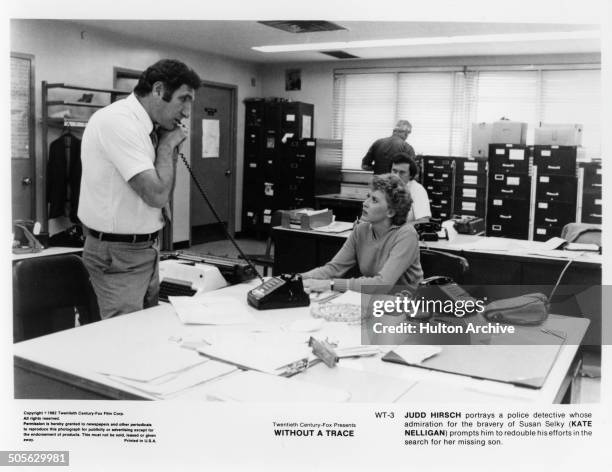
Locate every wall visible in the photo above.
<box><xmin>259</xmin><ymin>53</ymin><xmax>602</xmax><ymax>141</ymax></box>
<box><xmin>11</xmin><ymin>19</ymin><xmax>261</xmax><ymax>239</ymax></box>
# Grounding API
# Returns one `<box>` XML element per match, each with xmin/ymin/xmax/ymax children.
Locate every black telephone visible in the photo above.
<box><xmin>414</xmin><ymin>222</ymin><xmax>447</xmax><ymax>242</ymax></box>
<box><xmin>417</xmin><ymin>276</ymin><xmax>476</xmax><ymax>317</ymax></box>
<box><xmin>247</xmin><ymin>273</ymin><xmax>310</xmax><ymax>310</ymax></box>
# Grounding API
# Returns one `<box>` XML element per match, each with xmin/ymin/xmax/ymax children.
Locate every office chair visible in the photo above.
<box><xmin>239</xmin><ymin>211</ymin><xmax>282</xmax><ymax>276</ymax></box>
<box><xmin>419</xmin><ymin>249</ymin><xmax>470</xmax><ymax>284</ymax></box>
<box><xmin>13</xmin><ymin>254</ymin><xmax>100</xmax><ymax>343</ymax></box>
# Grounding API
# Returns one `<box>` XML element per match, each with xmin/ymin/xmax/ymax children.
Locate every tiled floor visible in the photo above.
<box><xmin>184</xmin><ymin>237</ymin><xmax>601</xmax><ymax>404</ymax></box>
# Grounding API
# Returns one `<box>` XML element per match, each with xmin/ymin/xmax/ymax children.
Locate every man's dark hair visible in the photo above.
<box><xmin>134</xmin><ymin>59</ymin><xmax>201</xmax><ymax>100</ymax></box>
<box><xmin>391</xmin><ymin>152</ymin><xmax>417</xmax><ymax>179</ymax></box>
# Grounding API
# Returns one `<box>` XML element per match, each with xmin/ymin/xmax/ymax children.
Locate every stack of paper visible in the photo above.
<box><xmin>169</xmin><ymin>294</ymin><xmax>255</xmax><ymax>325</ymax></box>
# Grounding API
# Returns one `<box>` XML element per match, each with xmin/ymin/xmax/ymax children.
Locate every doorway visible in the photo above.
<box><xmin>189</xmin><ymin>81</ymin><xmax>237</xmax><ymax>244</ymax></box>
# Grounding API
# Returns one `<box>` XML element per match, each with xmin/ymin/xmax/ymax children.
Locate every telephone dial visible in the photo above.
<box><xmin>247</xmin><ymin>273</ymin><xmax>310</xmax><ymax>310</ymax></box>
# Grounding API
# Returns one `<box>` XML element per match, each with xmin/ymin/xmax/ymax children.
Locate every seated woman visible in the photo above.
<box><xmin>302</xmin><ymin>173</ymin><xmax>423</xmax><ymax>295</ymax></box>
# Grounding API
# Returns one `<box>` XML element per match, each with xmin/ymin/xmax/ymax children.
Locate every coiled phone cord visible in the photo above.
<box><xmin>178</xmin><ymin>153</ymin><xmax>265</xmax><ymax>283</ymax></box>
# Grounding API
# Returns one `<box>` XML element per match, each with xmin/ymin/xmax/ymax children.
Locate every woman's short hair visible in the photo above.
<box><xmin>371</xmin><ymin>173</ymin><xmax>412</xmax><ymax>226</ymax></box>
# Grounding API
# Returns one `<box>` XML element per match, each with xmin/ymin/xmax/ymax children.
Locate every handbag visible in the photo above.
<box><xmin>483</xmin><ymin>293</ymin><xmax>549</xmax><ymax>325</ymax></box>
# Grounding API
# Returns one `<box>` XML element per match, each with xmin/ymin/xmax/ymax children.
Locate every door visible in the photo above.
<box><xmin>190</xmin><ymin>82</ymin><xmax>236</xmax><ymax>243</ymax></box>
<box><xmin>11</xmin><ymin>53</ymin><xmax>36</xmax><ymax>221</ymax></box>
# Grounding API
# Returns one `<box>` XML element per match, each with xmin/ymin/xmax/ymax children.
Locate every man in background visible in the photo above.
<box><xmin>391</xmin><ymin>152</ymin><xmax>431</xmax><ymax>224</ymax></box>
<box><xmin>78</xmin><ymin>59</ymin><xmax>201</xmax><ymax>318</ymax></box>
<box><xmin>361</xmin><ymin>120</ymin><xmax>415</xmax><ymax>174</ymax></box>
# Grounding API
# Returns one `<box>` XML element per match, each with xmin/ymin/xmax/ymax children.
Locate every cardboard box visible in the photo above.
<box><xmin>471</xmin><ymin>122</ymin><xmax>493</xmax><ymax>157</ymax></box>
<box><xmin>534</xmin><ymin>123</ymin><xmax>583</xmax><ymax>146</ymax></box>
<box><xmin>491</xmin><ymin>120</ymin><xmax>528</xmax><ymax>145</ymax></box>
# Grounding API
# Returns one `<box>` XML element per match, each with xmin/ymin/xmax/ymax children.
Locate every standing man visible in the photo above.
<box><xmin>361</xmin><ymin>120</ymin><xmax>415</xmax><ymax>174</ymax></box>
<box><xmin>391</xmin><ymin>153</ymin><xmax>431</xmax><ymax>224</ymax></box>
<box><xmin>78</xmin><ymin>59</ymin><xmax>201</xmax><ymax>318</ymax></box>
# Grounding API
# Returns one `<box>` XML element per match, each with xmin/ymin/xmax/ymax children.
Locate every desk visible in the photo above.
<box><xmin>272</xmin><ymin>227</ymin><xmax>602</xmax><ymax>345</ymax></box>
<box><xmin>12</xmin><ymin>246</ymin><xmax>82</xmax><ymax>262</ymax></box>
<box><xmin>14</xmin><ymin>280</ymin><xmax>588</xmax><ymax>403</ymax></box>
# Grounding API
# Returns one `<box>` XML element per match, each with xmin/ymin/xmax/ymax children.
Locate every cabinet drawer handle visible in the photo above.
<box><xmin>544</xmin><ymin>218</ymin><xmax>558</xmax><ymax>223</ymax></box>
<box><xmin>593</xmin><ymin>183</ymin><xmax>602</xmax><ymax>187</ymax></box>
<box><xmin>501</xmin><ymin>189</ymin><xmax>513</xmax><ymax>194</ymax></box>
<box><xmin>547</xmin><ymin>165</ymin><xmax>561</xmax><ymax>170</ymax></box>
<box><xmin>433</xmin><ymin>178</ymin><xmax>444</xmax><ymax>182</ymax></box>
<box><xmin>432</xmin><ymin>192</ymin><xmax>443</xmax><ymax>196</ymax></box>
<box><xmin>433</xmin><ymin>165</ymin><xmax>444</xmax><ymax>169</ymax></box>
<box><xmin>589</xmin><ymin>213</ymin><xmax>602</xmax><ymax>218</ymax></box>
<box><xmin>502</xmin><ymin>163</ymin><xmax>514</xmax><ymax>167</ymax></box>
<box><xmin>499</xmin><ymin>214</ymin><xmax>512</xmax><ymax>219</ymax></box>
<box><xmin>546</xmin><ymin>192</ymin><xmax>559</xmax><ymax>196</ymax></box>
<box><xmin>431</xmin><ymin>204</ymin><xmax>442</xmax><ymax>209</ymax></box>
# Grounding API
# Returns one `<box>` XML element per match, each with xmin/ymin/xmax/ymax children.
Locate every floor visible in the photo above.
<box><xmin>184</xmin><ymin>237</ymin><xmax>601</xmax><ymax>403</ymax></box>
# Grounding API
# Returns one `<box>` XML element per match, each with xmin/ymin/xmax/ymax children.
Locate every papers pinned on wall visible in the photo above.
<box><xmin>202</xmin><ymin>119</ymin><xmax>219</xmax><ymax>158</ymax></box>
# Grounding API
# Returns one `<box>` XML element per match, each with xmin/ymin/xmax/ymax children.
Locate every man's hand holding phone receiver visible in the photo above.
<box><xmin>159</xmin><ymin>121</ymin><xmax>188</xmax><ymax>155</ymax></box>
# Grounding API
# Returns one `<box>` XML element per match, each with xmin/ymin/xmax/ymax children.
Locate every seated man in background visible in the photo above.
<box><xmin>390</xmin><ymin>152</ymin><xmax>431</xmax><ymax>224</ymax></box>
<box><xmin>301</xmin><ymin>173</ymin><xmax>423</xmax><ymax>295</ymax></box>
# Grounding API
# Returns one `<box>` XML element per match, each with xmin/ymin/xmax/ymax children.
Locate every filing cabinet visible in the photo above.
<box><xmin>532</xmin><ymin>146</ymin><xmax>578</xmax><ymax>241</ymax></box>
<box><xmin>242</xmin><ymin>99</ymin><xmax>315</xmax><ymax>234</ymax></box>
<box><xmin>487</xmin><ymin>144</ymin><xmax>531</xmax><ymax>240</ymax></box>
<box><xmin>453</xmin><ymin>157</ymin><xmax>488</xmax><ymax>220</ymax></box>
<box><xmin>579</xmin><ymin>161</ymin><xmax>602</xmax><ymax>224</ymax></box>
<box><xmin>422</xmin><ymin>156</ymin><xmax>456</xmax><ymax>223</ymax></box>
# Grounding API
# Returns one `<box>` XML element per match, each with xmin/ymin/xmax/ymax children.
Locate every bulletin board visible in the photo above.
<box><xmin>11</xmin><ymin>54</ymin><xmax>34</xmax><ymax>160</ymax></box>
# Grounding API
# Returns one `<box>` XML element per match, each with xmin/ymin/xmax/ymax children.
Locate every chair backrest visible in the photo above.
<box><xmin>13</xmin><ymin>254</ymin><xmax>100</xmax><ymax>342</ymax></box>
<box><xmin>419</xmin><ymin>249</ymin><xmax>470</xmax><ymax>284</ymax></box>
<box><xmin>560</xmin><ymin>222</ymin><xmax>602</xmax><ymax>246</ymax></box>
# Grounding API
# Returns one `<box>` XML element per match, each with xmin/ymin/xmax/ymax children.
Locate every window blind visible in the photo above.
<box><xmin>540</xmin><ymin>69</ymin><xmax>601</xmax><ymax>159</ymax></box>
<box><xmin>334</xmin><ymin>66</ymin><xmax>601</xmax><ymax>169</ymax></box>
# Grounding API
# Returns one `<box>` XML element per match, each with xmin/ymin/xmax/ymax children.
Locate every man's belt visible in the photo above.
<box><xmin>89</xmin><ymin>229</ymin><xmax>158</xmax><ymax>243</ymax></box>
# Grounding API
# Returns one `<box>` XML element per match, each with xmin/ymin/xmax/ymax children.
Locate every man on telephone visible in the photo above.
<box><xmin>78</xmin><ymin>59</ymin><xmax>201</xmax><ymax>319</ymax></box>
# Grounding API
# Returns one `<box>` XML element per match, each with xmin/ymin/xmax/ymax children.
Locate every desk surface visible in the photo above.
<box><xmin>273</xmin><ymin>226</ymin><xmax>602</xmax><ymax>266</ymax></box>
<box><xmin>12</xmin><ymin>246</ymin><xmax>82</xmax><ymax>261</ymax></box>
<box><xmin>14</xmin><ymin>280</ymin><xmax>588</xmax><ymax>403</ymax></box>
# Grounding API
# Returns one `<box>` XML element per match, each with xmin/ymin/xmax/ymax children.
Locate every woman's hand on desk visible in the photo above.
<box><xmin>303</xmin><ymin>278</ymin><xmax>332</xmax><ymax>294</ymax></box>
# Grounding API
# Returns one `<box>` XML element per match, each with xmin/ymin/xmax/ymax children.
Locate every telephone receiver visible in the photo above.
<box><xmin>417</xmin><ymin>275</ymin><xmax>476</xmax><ymax>317</ymax></box>
<box><xmin>247</xmin><ymin>273</ymin><xmax>310</xmax><ymax>310</ymax></box>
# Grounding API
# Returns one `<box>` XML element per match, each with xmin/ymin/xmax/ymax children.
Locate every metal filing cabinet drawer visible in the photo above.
<box><xmin>487</xmin><ymin>221</ymin><xmax>529</xmax><ymax>240</ymax></box>
<box><xmin>535</xmin><ymin>175</ymin><xmax>577</xmax><ymax>203</ymax></box>
<box><xmin>454</xmin><ymin>197</ymin><xmax>486</xmax><ymax>217</ymax></box>
<box><xmin>534</xmin><ymin>200</ymin><xmax>576</xmax><ymax>226</ymax></box>
<box><xmin>533</xmin><ymin>225</ymin><xmax>565</xmax><ymax>242</ymax></box>
<box><xmin>425</xmin><ymin>183</ymin><xmax>452</xmax><ymax>194</ymax></box>
<box><xmin>489</xmin><ymin>145</ymin><xmax>530</xmax><ymax>174</ymax></box>
<box><xmin>456</xmin><ymin>186</ymin><xmax>486</xmax><ymax>200</ymax></box>
<box><xmin>455</xmin><ymin>172</ymin><xmax>487</xmax><ymax>188</ymax></box>
<box><xmin>581</xmin><ymin>163</ymin><xmax>602</xmax><ymax>194</ymax></box>
<box><xmin>582</xmin><ymin>194</ymin><xmax>602</xmax><ymax>224</ymax></box>
<box><xmin>455</xmin><ymin>158</ymin><xmax>487</xmax><ymax>174</ymax></box>
<box><xmin>489</xmin><ymin>173</ymin><xmax>531</xmax><ymax>199</ymax></box>
<box><xmin>424</xmin><ymin>157</ymin><xmax>453</xmax><ymax>172</ymax></box>
<box><xmin>533</xmin><ymin>146</ymin><xmax>577</xmax><ymax>176</ymax></box>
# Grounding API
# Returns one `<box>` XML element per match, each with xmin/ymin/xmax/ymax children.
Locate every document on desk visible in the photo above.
<box><xmin>197</xmin><ymin>338</ymin><xmax>313</xmax><ymax>375</ymax></box>
<box><xmin>105</xmin><ymin>360</ymin><xmax>237</xmax><ymax>398</ymax></box>
<box><xmin>205</xmin><ymin>370</ymin><xmax>351</xmax><ymax>402</ymax></box>
<box><xmin>94</xmin><ymin>342</ymin><xmax>204</xmax><ymax>382</ymax></box>
<box><xmin>313</xmin><ymin>220</ymin><xmax>354</xmax><ymax>233</ymax></box>
<box><xmin>169</xmin><ymin>294</ymin><xmax>256</xmax><ymax>325</ymax></box>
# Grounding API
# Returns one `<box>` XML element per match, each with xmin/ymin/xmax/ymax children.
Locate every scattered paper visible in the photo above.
<box><xmin>314</xmin><ymin>221</ymin><xmax>354</xmax><ymax>233</ymax></box>
<box><xmin>169</xmin><ymin>295</ymin><xmax>255</xmax><ymax>325</ymax></box>
<box><xmin>288</xmin><ymin>318</ymin><xmax>324</xmax><ymax>332</ymax></box>
<box><xmin>392</xmin><ymin>345</ymin><xmax>442</xmax><ymax>364</ymax></box>
<box><xmin>107</xmin><ymin>360</ymin><xmax>237</xmax><ymax>397</ymax></box>
<box><xmin>95</xmin><ymin>344</ymin><xmax>203</xmax><ymax>382</ymax></box>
